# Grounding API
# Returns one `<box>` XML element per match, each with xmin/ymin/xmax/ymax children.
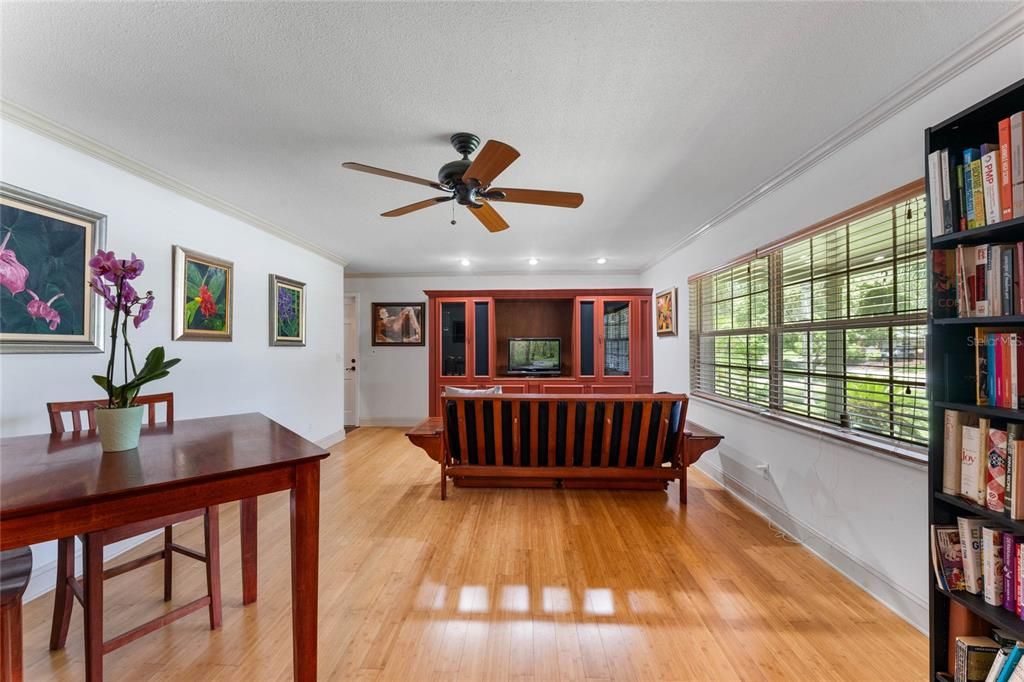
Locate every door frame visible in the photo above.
<box><xmin>344</xmin><ymin>293</ymin><xmax>360</xmax><ymax>427</ymax></box>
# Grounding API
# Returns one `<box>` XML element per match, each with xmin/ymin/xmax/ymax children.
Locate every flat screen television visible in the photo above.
<box><xmin>507</xmin><ymin>337</ymin><xmax>561</xmax><ymax>374</ymax></box>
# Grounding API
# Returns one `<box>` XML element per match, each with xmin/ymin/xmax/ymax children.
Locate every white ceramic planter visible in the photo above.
<box><xmin>95</xmin><ymin>406</ymin><xmax>144</xmax><ymax>452</ymax></box>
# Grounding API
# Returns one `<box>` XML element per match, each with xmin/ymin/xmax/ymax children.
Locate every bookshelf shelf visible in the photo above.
<box><xmin>934</xmin><ymin>401</ymin><xmax>1024</xmax><ymax>421</ymax></box>
<box><xmin>936</xmin><ymin>587</ymin><xmax>1024</xmax><ymax>640</ymax></box>
<box><xmin>933</xmin><ymin>315</ymin><xmax>1024</xmax><ymax>326</ymax></box>
<box><xmin>927</xmin><ymin>78</ymin><xmax>1024</xmax><ymax>681</ymax></box>
<box><xmin>931</xmin><ymin>215</ymin><xmax>1024</xmax><ymax>248</ymax></box>
<box><xmin>933</xmin><ymin>492</ymin><xmax>1024</xmax><ymax>534</ymax></box>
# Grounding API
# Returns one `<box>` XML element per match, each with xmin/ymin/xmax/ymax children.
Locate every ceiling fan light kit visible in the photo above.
<box><xmin>342</xmin><ymin>132</ymin><xmax>584</xmax><ymax>233</ymax></box>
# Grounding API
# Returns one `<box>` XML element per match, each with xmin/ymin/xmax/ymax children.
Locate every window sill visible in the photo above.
<box><xmin>689</xmin><ymin>390</ymin><xmax>927</xmax><ymax>466</ymax></box>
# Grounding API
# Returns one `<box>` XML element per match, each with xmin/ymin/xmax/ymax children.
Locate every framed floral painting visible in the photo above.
<box><xmin>172</xmin><ymin>245</ymin><xmax>233</xmax><ymax>341</ymax></box>
<box><xmin>269</xmin><ymin>274</ymin><xmax>306</xmax><ymax>347</ymax></box>
<box><xmin>655</xmin><ymin>286</ymin><xmax>677</xmax><ymax>336</ymax></box>
<box><xmin>372</xmin><ymin>302</ymin><xmax>424</xmax><ymax>346</ymax></box>
<box><xmin>0</xmin><ymin>183</ymin><xmax>107</xmax><ymax>353</ymax></box>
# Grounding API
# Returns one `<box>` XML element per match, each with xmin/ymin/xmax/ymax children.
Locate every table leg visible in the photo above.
<box><xmin>290</xmin><ymin>461</ymin><xmax>320</xmax><ymax>682</ymax></box>
<box><xmin>240</xmin><ymin>497</ymin><xmax>258</xmax><ymax>605</ymax></box>
<box><xmin>83</xmin><ymin>534</ymin><xmax>103</xmax><ymax>682</ymax></box>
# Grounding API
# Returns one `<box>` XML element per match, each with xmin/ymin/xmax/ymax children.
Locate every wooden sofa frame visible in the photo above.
<box><xmin>439</xmin><ymin>393</ymin><xmax>689</xmax><ymax>502</ymax></box>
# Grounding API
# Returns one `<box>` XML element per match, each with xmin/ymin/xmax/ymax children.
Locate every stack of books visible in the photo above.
<box><xmin>944</xmin><ymin>410</ymin><xmax>1024</xmax><ymax>512</ymax></box>
<box><xmin>953</xmin><ymin>635</ymin><xmax>1024</xmax><ymax>682</ymax></box>
<box><xmin>950</xmin><ymin>245</ymin><xmax>1024</xmax><ymax>317</ymax></box>
<box><xmin>931</xmin><ymin>519</ymin><xmax>1024</xmax><ymax>618</ymax></box>
<box><xmin>929</xmin><ymin>111</ymin><xmax>1024</xmax><ymax>237</ymax></box>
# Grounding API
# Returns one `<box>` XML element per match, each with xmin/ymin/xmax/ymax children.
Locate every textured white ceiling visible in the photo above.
<box><xmin>0</xmin><ymin>2</ymin><xmax>1015</xmax><ymax>273</ymax></box>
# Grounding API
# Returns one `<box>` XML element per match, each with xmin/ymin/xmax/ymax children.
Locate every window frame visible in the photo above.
<box><xmin>687</xmin><ymin>179</ymin><xmax>928</xmax><ymax>461</ymax></box>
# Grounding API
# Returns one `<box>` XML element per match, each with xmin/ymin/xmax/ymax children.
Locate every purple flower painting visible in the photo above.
<box><xmin>1</xmin><ymin>185</ymin><xmax>106</xmax><ymax>352</ymax></box>
<box><xmin>269</xmin><ymin>274</ymin><xmax>305</xmax><ymax>347</ymax></box>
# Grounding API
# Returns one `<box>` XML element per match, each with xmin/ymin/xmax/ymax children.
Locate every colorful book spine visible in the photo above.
<box><xmin>983</xmin><ymin>149</ymin><xmax>1003</xmax><ymax>225</ymax></box>
<box><xmin>997</xmin><ymin>643</ymin><xmax>1024</xmax><ymax>682</ymax></box>
<box><xmin>942</xmin><ymin>148</ymin><xmax>955</xmax><ymax>233</ymax></box>
<box><xmin>988</xmin><ymin>428</ymin><xmax>1008</xmax><ymax>512</ymax></box>
<box><xmin>959</xmin><ymin>164</ymin><xmax>968</xmax><ymax>230</ymax></box>
<box><xmin>1012</xmin><ymin>113</ymin><xmax>1023</xmax><ymax>219</ymax></box>
<box><xmin>1005</xmin><ymin>533</ymin><xmax>1019</xmax><ymax>611</ymax></box>
<box><xmin>1002</xmin><ymin>247</ymin><xmax>1015</xmax><ymax>316</ymax></box>
<box><xmin>1000</xmin><ymin>117</ymin><xmax>1014</xmax><ymax>221</ymax></box>
<box><xmin>966</xmin><ymin>149</ymin><xmax>980</xmax><ymax>228</ymax></box>
<box><xmin>977</xmin><ymin>245</ymin><xmax>990</xmax><ymax>317</ymax></box>
<box><xmin>984</xmin><ymin>526</ymin><xmax>1005</xmax><ymax>606</ymax></box>
<box><xmin>973</xmin><ymin>155</ymin><xmax>987</xmax><ymax>228</ymax></box>
<box><xmin>960</xmin><ymin>517</ymin><xmax>985</xmax><ymax>595</ymax></box>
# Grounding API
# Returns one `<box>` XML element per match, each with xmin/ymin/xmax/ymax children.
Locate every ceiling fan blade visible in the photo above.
<box><xmin>487</xmin><ymin>188</ymin><xmax>584</xmax><ymax>208</ymax></box>
<box><xmin>462</xmin><ymin>140</ymin><xmax>520</xmax><ymax>188</ymax></box>
<box><xmin>468</xmin><ymin>202</ymin><xmax>510</xmax><ymax>233</ymax></box>
<box><xmin>380</xmin><ymin>196</ymin><xmax>454</xmax><ymax>217</ymax></box>
<box><xmin>342</xmin><ymin>162</ymin><xmax>443</xmax><ymax>190</ymax></box>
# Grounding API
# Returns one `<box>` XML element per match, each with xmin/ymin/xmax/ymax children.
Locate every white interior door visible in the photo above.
<box><xmin>344</xmin><ymin>294</ymin><xmax>359</xmax><ymax>427</ymax></box>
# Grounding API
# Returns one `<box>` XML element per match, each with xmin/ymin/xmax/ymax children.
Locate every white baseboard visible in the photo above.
<box><xmin>696</xmin><ymin>460</ymin><xmax>929</xmax><ymax>634</ymax></box>
<box><xmin>316</xmin><ymin>428</ymin><xmax>347</xmax><ymax>448</ymax></box>
<box><xmin>357</xmin><ymin>417</ymin><xmax>421</xmax><ymax>428</ymax></box>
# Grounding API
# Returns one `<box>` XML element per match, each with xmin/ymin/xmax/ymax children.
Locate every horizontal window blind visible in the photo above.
<box><xmin>689</xmin><ymin>189</ymin><xmax>927</xmax><ymax>446</ymax></box>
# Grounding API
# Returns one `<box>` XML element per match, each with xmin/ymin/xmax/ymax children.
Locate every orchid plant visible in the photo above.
<box><xmin>89</xmin><ymin>250</ymin><xmax>179</xmax><ymax>409</ymax></box>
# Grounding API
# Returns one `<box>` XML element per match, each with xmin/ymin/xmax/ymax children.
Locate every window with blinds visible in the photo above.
<box><xmin>689</xmin><ymin>187</ymin><xmax>928</xmax><ymax>447</ymax></box>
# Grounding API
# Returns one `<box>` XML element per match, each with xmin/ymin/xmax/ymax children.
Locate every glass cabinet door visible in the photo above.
<box><xmin>441</xmin><ymin>301</ymin><xmax>467</xmax><ymax>376</ymax></box>
<box><xmin>473</xmin><ymin>300</ymin><xmax>490</xmax><ymax>377</ymax></box>
<box><xmin>601</xmin><ymin>300</ymin><xmax>631</xmax><ymax>376</ymax></box>
<box><xmin>578</xmin><ymin>300</ymin><xmax>595</xmax><ymax>376</ymax></box>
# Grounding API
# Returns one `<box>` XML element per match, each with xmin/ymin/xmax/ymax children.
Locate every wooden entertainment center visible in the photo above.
<box><xmin>425</xmin><ymin>288</ymin><xmax>654</xmax><ymax>416</ymax></box>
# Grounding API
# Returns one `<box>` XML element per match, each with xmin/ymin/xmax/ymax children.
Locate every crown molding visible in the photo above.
<box><xmin>345</xmin><ymin>267</ymin><xmax>642</xmax><ymax>279</ymax></box>
<box><xmin>0</xmin><ymin>100</ymin><xmax>349</xmax><ymax>267</ymax></box>
<box><xmin>642</xmin><ymin>4</ymin><xmax>1024</xmax><ymax>272</ymax></box>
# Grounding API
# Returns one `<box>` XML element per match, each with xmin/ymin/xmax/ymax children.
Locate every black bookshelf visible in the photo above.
<box><xmin>928</xmin><ymin>77</ymin><xmax>1024</xmax><ymax>681</ymax></box>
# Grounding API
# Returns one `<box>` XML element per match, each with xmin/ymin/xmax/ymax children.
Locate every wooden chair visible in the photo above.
<box><xmin>46</xmin><ymin>394</ymin><xmax>222</xmax><ymax>667</ymax></box>
<box><xmin>1</xmin><ymin>547</ymin><xmax>32</xmax><ymax>682</ymax></box>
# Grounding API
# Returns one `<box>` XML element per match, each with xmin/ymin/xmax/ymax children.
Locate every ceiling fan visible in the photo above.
<box><xmin>342</xmin><ymin>132</ymin><xmax>584</xmax><ymax>233</ymax></box>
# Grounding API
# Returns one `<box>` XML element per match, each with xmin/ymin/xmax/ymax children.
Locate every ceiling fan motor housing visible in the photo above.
<box><xmin>438</xmin><ymin>158</ymin><xmax>471</xmax><ymax>189</ymax></box>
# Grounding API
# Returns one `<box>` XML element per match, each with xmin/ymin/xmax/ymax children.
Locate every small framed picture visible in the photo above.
<box><xmin>172</xmin><ymin>245</ymin><xmax>233</xmax><ymax>341</ymax></box>
<box><xmin>0</xmin><ymin>183</ymin><xmax>107</xmax><ymax>353</ymax></box>
<box><xmin>655</xmin><ymin>286</ymin><xmax>677</xmax><ymax>337</ymax></box>
<box><xmin>269</xmin><ymin>274</ymin><xmax>306</xmax><ymax>347</ymax></box>
<box><xmin>372</xmin><ymin>302</ymin><xmax>425</xmax><ymax>346</ymax></box>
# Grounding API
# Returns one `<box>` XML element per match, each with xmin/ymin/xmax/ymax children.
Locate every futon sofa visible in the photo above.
<box><xmin>438</xmin><ymin>392</ymin><xmax>689</xmax><ymax>501</ymax></box>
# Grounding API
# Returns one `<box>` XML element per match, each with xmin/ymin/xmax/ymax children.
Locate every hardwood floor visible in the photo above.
<box><xmin>19</xmin><ymin>427</ymin><xmax>926</xmax><ymax>681</ymax></box>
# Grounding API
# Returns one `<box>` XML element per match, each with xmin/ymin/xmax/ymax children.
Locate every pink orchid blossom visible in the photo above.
<box><xmin>0</xmin><ymin>231</ymin><xmax>29</xmax><ymax>296</ymax></box>
<box><xmin>89</xmin><ymin>249</ymin><xmax>120</xmax><ymax>282</ymax></box>
<box><xmin>26</xmin><ymin>289</ymin><xmax>63</xmax><ymax>331</ymax></box>
<box><xmin>134</xmin><ymin>294</ymin><xmax>154</xmax><ymax>328</ymax></box>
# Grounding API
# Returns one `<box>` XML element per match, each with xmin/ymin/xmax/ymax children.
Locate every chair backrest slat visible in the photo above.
<box><xmin>511</xmin><ymin>400</ymin><xmax>522</xmax><ymax>465</ymax></box>
<box><xmin>617</xmin><ymin>402</ymin><xmax>633</xmax><ymax>467</ymax></box>
<box><xmin>493</xmin><ymin>399</ymin><xmax>504</xmax><ymax>465</ymax></box>
<box><xmin>652</xmin><ymin>408</ymin><xmax>670</xmax><ymax>467</ymax></box>
<box><xmin>546</xmin><ymin>403</ymin><xmax>557</xmax><ymax>467</ymax></box>
<box><xmin>635</xmin><ymin>402</ymin><xmax>653</xmax><ymax>467</ymax></box>
<box><xmin>565</xmin><ymin>402</ymin><xmax>576</xmax><ymax>467</ymax></box>
<box><xmin>582</xmin><ymin>402</ymin><xmax>595</xmax><ymax>465</ymax></box>
<box><xmin>46</xmin><ymin>393</ymin><xmax>174</xmax><ymax>435</ymax></box>
<box><xmin>456</xmin><ymin>400</ymin><xmax>469</xmax><ymax>462</ymax></box>
<box><xmin>598</xmin><ymin>401</ymin><xmax>611</xmax><ymax>467</ymax></box>
<box><xmin>529</xmin><ymin>402</ymin><xmax>539</xmax><ymax>466</ymax></box>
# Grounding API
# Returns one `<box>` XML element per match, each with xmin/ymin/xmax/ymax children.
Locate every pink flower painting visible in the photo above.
<box><xmin>25</xmin><ymin>289</ymin><xmax>63</xmax><ymax>331</ymax></box>
<box><xmin>0</xmin><ymin>231</ymin><xmax>29</xmax><ymax>296</ymax></box>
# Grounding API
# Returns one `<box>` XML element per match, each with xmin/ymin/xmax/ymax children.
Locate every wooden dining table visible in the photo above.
<box><xmin>0</xmin><ymin>412</ymin><xmax>330</xmax><ymax>681</ymax></box>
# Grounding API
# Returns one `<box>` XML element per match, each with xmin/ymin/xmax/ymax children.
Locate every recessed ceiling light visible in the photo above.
<box><xmin>528</xmin><ymin>258</ymin><xmax>539</xmax><ymax>266</ymax></box>
<box><xmin>596</xmin><ymin>257</ymin><xmax>607</xmax><ymax>265</ymax></box>
<box><xmin>459</xmin><ymin>258</ymin><xmax>470</xmax><ymax>267</ymax></box>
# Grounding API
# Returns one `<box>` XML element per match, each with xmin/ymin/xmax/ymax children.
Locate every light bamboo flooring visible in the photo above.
<box><xmin>19</xmin><ymin>426</ymin><xmax>926</xmax><ymax>681</ymax></box>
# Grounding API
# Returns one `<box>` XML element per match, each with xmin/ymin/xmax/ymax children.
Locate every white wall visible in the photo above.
<box><xmin>642</xmin><ymin>35</ymin><xmax>1024</xmax><ymax>632</ymax></box>
<box><xmin>344</xmin><ymin>272</ymin><xmax>642</xmax><ymax>425</ymax></box>
<box><xmin>0</xmin><ymin>120</ymin><xmax>346</xmax><ymax>599</ymax></box>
